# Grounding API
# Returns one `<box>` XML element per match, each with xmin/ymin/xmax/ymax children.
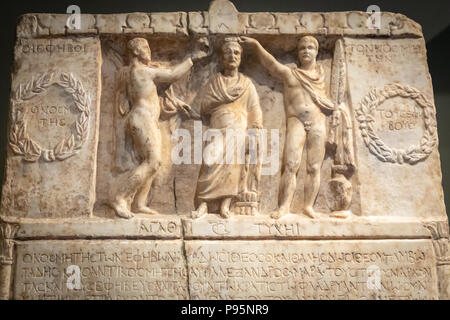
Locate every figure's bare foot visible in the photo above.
<box><xmin>220</xmin><ymin>198</ymin><xmax>231</xmax><ymax>219</ymax></box>
<box><xmin>111</xmin><ymin>200</ymin><xmax>134</xmax><ymax>219</ymax></box>
<box><xmin>220</xmin><ymin>209</ymin><xmax>230</xmax><ymax>219</ymax></box>
<box><xmin>303</xmin><ymin>206</ymin><xmax>318</xmax><ymax>219</ymax></box>
<box><xmin>192</xmin><ymin>202</ymin><xmax>208</xmax><ymax>219</ymax></box>
<box><xmin>270</xmin><ymin>206</ymin><xmax>289</xmax><ymax>219</ymax></box>
<box><xmin>133</xmin><ymin>206</ymin><xmax>158</xmax><ymax>215</ymax></box>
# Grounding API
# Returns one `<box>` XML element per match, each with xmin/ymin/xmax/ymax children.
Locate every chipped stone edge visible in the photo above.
<box><xmin>12</xmin><ymin>239</ymin><xmax>190</xmax><ymax>300</ymax></box>
<box><xmin>15</xmin><ymin>11</ymin><xmax>423</xmax><ymax>39</ymax></box>
<box><xmin>1</xmin><ymin>216</ymin><xmax>447</xmax><ymax>300</ymax></box>
<box><xmin>424</xmin><ymin>221</ymin><xmax>450</xmax><ymax>299</ymax></box>
<box><xmin>1</xmin><ymin>215</ymin><xmax>446</xmax><ymax>240</ymax></box>
<box><xmin>8</xmin><ymin>1</ymin><xmax>445</xmax><ymax>301</ymax></box>
<box><xmin>182</xmin><ymin>216</ymin><xmax>448</xmax><ymax>240</ymax></box>
<box><xmin>1</xmin><ymin>216</ymin><xmax>183</xmax><ymax>240</ymax></box>
<box><xmin>0</xmin><ymin>221</ymin><xmax>20</xmax><ymax>300</ymax></box>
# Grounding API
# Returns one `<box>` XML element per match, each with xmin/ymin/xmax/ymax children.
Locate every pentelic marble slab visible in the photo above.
<box><xmin>13</xmin><ymin>240</ymin><xmax>188</xmax><ymax>300</ymax></box>
<box><xmin>0</xmin><ymin>0</ymin><xmax>448</xmax><ymax>300</ymax></box>
<box><xmin>186</xmin><ymin>240</ymin><xmax>439</xmax><ymax>299</ymax></box>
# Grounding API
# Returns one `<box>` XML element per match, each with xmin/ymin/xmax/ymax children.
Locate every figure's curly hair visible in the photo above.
<box><xmin>297</xmin><ymin>36</ymin><xmax>319</xmax><ymax>51</ymax></box>
<box><xmin>127</xmin><ymin>37</ymin><xmax>160</xmax><ymax>67</ymax></box>
<box><xmin>127</xmin><ymin>38</ymin><xmax>150</xmax><ymax>54</ymax></box>
<box><xmin>221</xmin><ymin>37</ymin><xmax>242</xmax><ymax>54</ymax></box>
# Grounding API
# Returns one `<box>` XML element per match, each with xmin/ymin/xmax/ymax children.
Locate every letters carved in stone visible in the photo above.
<box><xmin>9</xmin><ymin>71</ymin><xmax>90</xmax><ymax>162</ymax></box>
<box><xmin>356</xmin><ymin>83</ymin><xmax>437</xmax><ymax>164</ymax></box>
<box><xmin>0</xmin><ymin>0</ymin><xmax>448</xmax><ymax>301</ymax></box>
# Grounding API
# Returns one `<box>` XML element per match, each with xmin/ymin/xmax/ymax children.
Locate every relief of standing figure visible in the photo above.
<box><xmin>241</xmin><ymin>36</ymin><xmax>355</xmax><ymax>219</ymax></box>
<box><xmin>111</xmin><ymin>37</ymin><xmax>209</xmax><ymax>219</ymax></box>
<box><xmin>192</xmin><ymin>38</ymin><xmax>263</xmax><ymax>219</ymax></box>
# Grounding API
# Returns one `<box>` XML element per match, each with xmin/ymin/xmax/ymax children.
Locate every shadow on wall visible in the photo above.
<box><xmin>427</xmin><ymin>26</ymin><xmax>450</xmax><ymax>220</ymax></box>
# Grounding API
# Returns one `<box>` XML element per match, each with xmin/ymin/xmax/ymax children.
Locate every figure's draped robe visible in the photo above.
<box><xmin>291</xmin><ymin>66</ymin><xmax>355</xmax><ymax>171</ymax></box>
<box><xmin>291</xmin><ymin>66</ymin><xmax>335</xmax><ymax>113</ymax></box>
<box><xmin>196</xmin><ymin>73</ymin><xmax>262</xmax><ymax>203</ymax></box>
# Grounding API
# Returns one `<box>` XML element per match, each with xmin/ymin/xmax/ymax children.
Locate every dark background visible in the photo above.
<box><xmin>0</xmin><ymin>0</ymin><xmax>448</xmax><ymax>219</ymax></box>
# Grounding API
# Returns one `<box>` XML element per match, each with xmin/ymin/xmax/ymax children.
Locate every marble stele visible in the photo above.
<box><xmin>1</xmin><ymin>0</ymin><xmax>448</xmax><ymax>300</ymax></box>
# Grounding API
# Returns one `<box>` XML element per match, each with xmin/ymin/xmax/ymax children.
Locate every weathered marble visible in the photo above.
<box><xmin>0</xmin><ymin>0</ymin><xmax>448</xmax><ymax>300</ymax></box>
<box><xmin>10</xmin><ymin>216</ymin><xmax>183</xmax><ymax>239</ymax></box>
<box><xmin>13</xmin><ymin>240</ymin><xmax>188</xmax><ymax>300</ymax></box>
<box><xmin>347</xmin><ymin>37</ymin><xmax>444</xmax><ymax>218</ymax></box>
<box><xmin>183</xmin><ymin>215</ymin><xmax>447</xmax><ymax>240</ymax></box>
<box><xmin>2</xmin><ymin>37</ymin><xmax>101</xmax><ymax>219</ymax></box>
<box><xmin>186</xmin><ymin>240</ymin><xmax>439</xmax><ymax>299</ymax></box>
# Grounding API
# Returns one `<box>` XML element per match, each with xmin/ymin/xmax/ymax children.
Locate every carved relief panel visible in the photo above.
<box><xmin>0</xmin><ymin>0</ymin><xmax>447</xmax><ymax>301</ymax></box>
<box><xmin>2</xmin><ymin>37</ymin><xmax>101</xmax><ymax>218</ymax></box>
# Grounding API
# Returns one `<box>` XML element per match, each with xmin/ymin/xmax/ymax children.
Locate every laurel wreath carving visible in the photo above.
<box><xmin>9</xmin><ymin>72</ymin><xmax>90</xmax><ymax>162</ymax></box>
<box><xmin>356</xmin><ymin>83</ymin><xmax>437</xmax><ymax>165</ymax></box>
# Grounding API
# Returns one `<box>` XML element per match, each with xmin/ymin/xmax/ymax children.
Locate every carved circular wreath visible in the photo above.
<box><xmin>356</xmin><ymin>83</ymin><xmax>437</xmax><ymax>164</ymax></box>
<box><xmin>9</xmin><ymin>72</ymin><xmax>90</xmax><ymax>162</ymax></box>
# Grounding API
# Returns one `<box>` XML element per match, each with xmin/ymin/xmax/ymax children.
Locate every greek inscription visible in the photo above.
<box><xmin>30</xmin><ymin>105</ymin><xmax>72</xmax><ymax>129</ymax></box>
<box><xmin>376</xmin><ymin>100</ymin><xmax>423</xmax><ymax>132</ymax></box>
<box><xmin>138</xmin><ymin>220</ymin><xmax>178</xmax><ymax>235</ymax></box>
<box><xmin>20</xmin><ymin>42</ymin><xmax>87</xmax><ymax>55</ymax></box>
<box><xmin>255</xmin><ymin>222</ymin><xmax>302</xmax><ymax>236</ymax></box>
<box><xmin>210</xmin><ymin>221</ymin><xmax>231</xmax><ymax>235</ymax></box>
<box><xmin>345</xmin><ymin>44</ymin><xmax>422</xmax><ymax>63</ymax></box>
<box><xmin>15</xmin><ymin>242</ymin><xmax>188</xmax><ymax>300</ymax></box>
<box><xmin>187</xmin><ymin>242</ymin><xmax>438</xmax><ymax>300</ymax></box>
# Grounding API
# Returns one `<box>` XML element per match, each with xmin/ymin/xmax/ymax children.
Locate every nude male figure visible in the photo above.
<box><xmin>111</xmin><ymin>38</ymin><xmax>206</xmax><ymax>219</ymax></box>
<box><xmin>241</xmin><ymin>36</ymin><xmax>332</xmax><ymax>219</ymax></box>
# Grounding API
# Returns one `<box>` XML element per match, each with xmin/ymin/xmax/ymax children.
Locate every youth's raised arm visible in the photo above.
<box><xmin>153</xmin><ymin>58</ymin><xmax>194</xmax><ymax>83</ymax></box>
<box><xmin>240</xmin><ymin>37</ymin><xmax>291</xmax><ymax>80</ymax></box>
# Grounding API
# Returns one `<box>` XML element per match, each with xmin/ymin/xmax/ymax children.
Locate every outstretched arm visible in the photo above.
<box><xmin>240</xmin><ymin>37</ymin><xmax>291</xmax><ymax>80</ymax></box>
<box><xmin>153</xmin><ymin>58</ymin><xmax>194</xmax><ymax>83</ymax></box>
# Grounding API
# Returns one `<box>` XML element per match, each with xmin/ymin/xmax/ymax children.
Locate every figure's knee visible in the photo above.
<box><xmin>154</xmin><ymin>159</ymin><xmax>162</xmax><ymax>171</ymax></box>
<box><xmin>284</xmin><ymin>159</ymin><xmax>300</xmax><ymax>175</ymax></box>
<box><xmin>147</xmin><ymin>158</ymin><xmax>161</xmax><ymax>174</ymax></box>
<box><xmin>306</xmin><ymin>163</ymin><xmax>321</xmax><ymax>175</ymax></box>
<box><xmin>127</xmin><ymin>118</ymin><xmax>142</xmax><ymax>136</ymax></box>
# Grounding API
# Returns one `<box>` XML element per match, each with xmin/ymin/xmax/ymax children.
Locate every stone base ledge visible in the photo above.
<box><xmin>183</xmin><ymin>215</ymin><xmax>448</xmax><ymax>240</ymax></box>
<box><xmin>2</xmin><ymin>215</ymin><xmax>182</xmax><ymax>239</ymax></box>
<box><xmin>9</xmin><ymin>238</ymin><xmax>442</xmax><ymax>300</ymax></box>
<box><xmin>1</xmin><ymin>214</ymin><xmax>447</xmax><ymax>240</ymax></box>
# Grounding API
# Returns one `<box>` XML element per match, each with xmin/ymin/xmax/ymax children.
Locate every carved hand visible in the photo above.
<box><xmin>239</xmin><ymin>36</ymin><xmax>260</xmax><ymax>49</ymax></box>
<box><xmin>331</xmin><ymin>109</ymin><xmax>341</xmax><ymax>127</ymax></box>
<box><xmin>179</xmin><ymin>103</ymin><xmax>201</xmax><ymax>120</ymax></box>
